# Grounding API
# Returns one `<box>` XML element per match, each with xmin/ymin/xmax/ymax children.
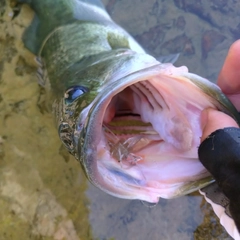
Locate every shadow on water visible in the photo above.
<box><xmin>1</xmin><ymin>0</ymin><xmax>239</xmax><ymax>239</ymax></box>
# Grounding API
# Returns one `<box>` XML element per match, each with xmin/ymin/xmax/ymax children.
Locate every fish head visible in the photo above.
<box><xmin>58</xmin><ymin>56</ymin><xmax>240</xmax><ymax>203</ymax></box>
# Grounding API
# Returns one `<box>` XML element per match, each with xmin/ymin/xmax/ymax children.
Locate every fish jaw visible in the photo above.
<box><xmin>75</xmin><ymin>63</ymin><xmax>233</xmax><ymax>203</ymax></box>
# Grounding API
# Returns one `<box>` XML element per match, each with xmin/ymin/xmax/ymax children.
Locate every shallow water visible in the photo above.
<box><xmin>0</xmin><ymin>0</ymin><xmax>239</xmax><ymax>239</ymax></box>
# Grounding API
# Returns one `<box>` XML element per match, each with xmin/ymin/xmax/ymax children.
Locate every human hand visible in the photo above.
<box><xmin>218</xmin><ymin>39</ymin><xmax>240</xmax><ymax>111</ymax></box>
<box><xmin>201</xmin><ymin>40</ymin><xmax>240</xmax><ymax>140</ymax></box>
<box><xmin>199</xmin><ymin>40</ymin><xmax>240</xmax><ymax>239</ymax></box>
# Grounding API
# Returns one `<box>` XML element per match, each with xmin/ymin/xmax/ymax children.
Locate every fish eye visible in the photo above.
<box><xmin>64</xmin><ymin>86</ymin><xmax>89</xmax><ymax>103</ymax></box>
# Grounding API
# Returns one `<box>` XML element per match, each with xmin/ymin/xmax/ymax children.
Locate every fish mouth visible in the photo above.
<box><xmin>80</xmin><ymin>64</ymin><xmax>214</xmax><ymax>203</ymax></box>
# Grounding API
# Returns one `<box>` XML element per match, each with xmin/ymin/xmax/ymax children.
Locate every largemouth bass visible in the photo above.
<box><xmin>16</xmin><ymin>0</ymin><xmax>240</xmax><ymax>203</ymax></box>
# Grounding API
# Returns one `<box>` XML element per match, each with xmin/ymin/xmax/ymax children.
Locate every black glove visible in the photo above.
<box><xmin>198</xmin><ymin>127</ymin><xmax>240</xmax><ymax>234</ymax></box>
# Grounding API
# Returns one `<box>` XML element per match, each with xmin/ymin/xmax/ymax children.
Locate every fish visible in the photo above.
<box><xmin>15</xmin><ymin>0</ymin><xmax>240</xmax><ymax>203</ymax></box>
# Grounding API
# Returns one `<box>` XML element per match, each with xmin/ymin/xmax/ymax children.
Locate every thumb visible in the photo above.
<box><xmin>200</xmin><ymin>108</ymin><xmax>239</xmax><ymax>142</ymax></box>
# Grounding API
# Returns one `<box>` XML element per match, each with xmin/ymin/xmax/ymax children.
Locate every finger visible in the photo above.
<box><xmin>218</xmin><ymin>39</ymin><xmax>240</xmax><ymax>93</ymax></box>
<box><xmin>217</xmin><ymin>40</ymin><xmax>240</xmax><ymax>110</ymax></box>
<box><xmin>200</xmin><ymin>108</ymin><xmax>239</xmax><ymax>142</ymax></box>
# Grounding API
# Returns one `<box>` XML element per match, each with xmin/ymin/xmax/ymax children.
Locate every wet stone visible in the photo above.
<box><xmin>210</xmin><ymin>0</ymin><xmax>232</xmax><ymax>13</ymax></box>
<box><xmin>174</xmin><ymin>0</ymin><xmax>203</xmax><ymax>15</ymax></box>
<box><xmin>173</xmin><ymin>0</ymin><xmax>215</xmax><ymax>28</ymax></box>
<box><xmin>149</xmin><ymin>1</ymin><xmax>160</xmax><ymax>16</ymax></box>
<box><xmin>174</xmin><ymin>16</ymin><xmax>186</xmax><ymax>30</ymax></box>
<box><xmin>201</xmin><ymin>30</ymin><xmax>226</xmax><ymax>59</ymax></box>
<box><xmin>135</xmin><ymin>25</ymin><xmax>166</xmax><ymax>53</ymax></box>
<box><xmin>174</xmin><ymin>0</ymin><xmax>240</xmax><ymax>29</ymax></box>
<box><xmin>0</xmin><ymin>0</ymin><xmax>6</xmax><ymax>18</ymax></box>
<box><xmin>0</xmin><ymin>35</ymin><xmax>18</xmax><ymax>63</ymax></box>
<box><xmin>161</xmin><ymin>34</ymin><xmax>195</xmax><ymax>55</ymax></box>
<box><xmin>15</xmin><ymin>56</ymin><xmax>37</xmax><ymax>76</ymax></box>
<box><xmin>37</xmin><ymin>86</ymin><xmax>49</xmax><ymax>114</ymax></box>
<box><xmin>9</xmin><ymin>100</ymin><xmax>27</xmax><ymax>113</ymax></box>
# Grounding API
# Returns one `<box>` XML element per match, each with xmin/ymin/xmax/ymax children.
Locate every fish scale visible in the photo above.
<box><xmin>40</xmin><ymin>24</ymin><xmax>115</xmax><ymax>80</ymax></box>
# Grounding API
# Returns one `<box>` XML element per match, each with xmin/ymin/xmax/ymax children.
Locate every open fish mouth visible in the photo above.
<box><xmin>79</xmin><ymin>64</ymin><xmax>220</xmax><ymax>203</ymax></box>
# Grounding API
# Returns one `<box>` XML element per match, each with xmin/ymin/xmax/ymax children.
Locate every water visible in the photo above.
<box><xmin>0</xmin><ymin>0</ymin><xmax>239</xmax><ymax>239</ymax></box>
